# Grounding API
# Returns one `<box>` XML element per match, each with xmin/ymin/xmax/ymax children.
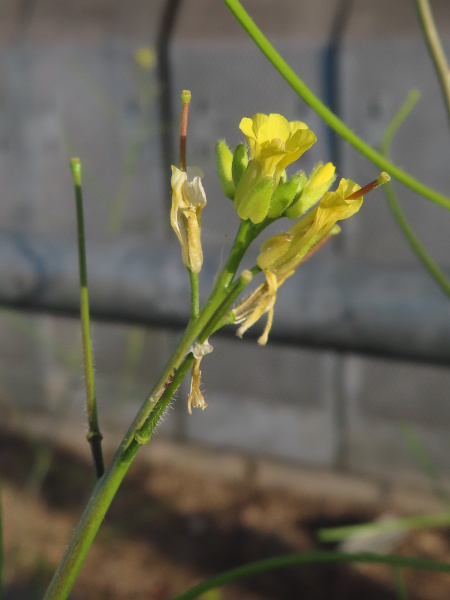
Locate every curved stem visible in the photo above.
<box><xmin>414</xmin><ymin>0</ymin><xmax>450</xmax><ymax>128</ymax></box>
<box><xmin>188</xmin><ymin>268</ymin><xmax>200</xmax><ymax>321</ymax></box>
<box><xmin>380</xmin><ymin>90</ymin><xmax>450</xmax><ymax>297</ymax></box>
<box><xmin>172</xmin><ymin>550</ymin><xmax>450</xmax><ymax>600</ymax></box>
<box><xmin>384</xmin><ymin>184</ymin><xmax>450</xmax><ymax>297</ymax></box>
<box><xmin>223</xmin><ymin>0</ymin><xmax>450</xmax><ymax>210</ymax></box>
<box><xmin>43</xmin><ymin>354</ymin><xmax>192</xmax><ymax>600</ymax></box>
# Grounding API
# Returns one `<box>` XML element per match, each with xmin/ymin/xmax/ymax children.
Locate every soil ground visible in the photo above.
<box><xmin>1</xmin><ymin>423</ymin><xmax>450</xmax><ymax>600</ymax></box>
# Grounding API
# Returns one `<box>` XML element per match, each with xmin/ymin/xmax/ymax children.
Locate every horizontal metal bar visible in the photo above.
<box><xmin>0</xmin><ymin>229</ymin><xmax>449</xmax><ymax>365</ymax></box>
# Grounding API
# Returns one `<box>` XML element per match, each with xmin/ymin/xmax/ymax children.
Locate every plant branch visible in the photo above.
<box><xmin>223</xmin><ymin>0</ymin><xmax>450</xmax><ymax>211</ymax></box>
<box><xmin>380</xmin><ymin>91</ymin><xmax>450</xmax><ymax>297</ymax></box>
<box><xmin>172</xmin><ymin>550</ymin><xmax>450</xmax><ymax>600</ymax></box>
<box><xmin>414</xmin><ymin>0</ymin><xmax>450</xmax><ymax>128</ymax></box>
<box><xmin>70</xmin><ymin>158</ymin><xmax>104</xmax><ymax>478</ymax></box>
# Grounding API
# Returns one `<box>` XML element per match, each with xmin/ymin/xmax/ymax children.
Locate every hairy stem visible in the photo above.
<box><xmin>43</xmin><ymin>218</ymin><xmax>259</xmax><ymax>599</ymax></box>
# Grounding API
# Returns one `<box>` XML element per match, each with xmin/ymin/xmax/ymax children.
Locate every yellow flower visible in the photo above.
<box><xmin>240</xmin><ymin>113</ymin><xmax>316</xmax><ymax>179</ymax></box>
<box><xmin>285</xmin><ymin>161</ymin><xmax>336</xmax><ymax>219</ymax></box>
<box><xmin>232</xmin><ymin>178</ymin><xmax>362</xmax><ymax>345</ymax></box>
<box><xmin>170</xmin><ymin>166</ymin><xmax>207</xmax><ymax>273</ymax></box>
<box><xmin>234</xmin><ymin>173</ymin><xmax>390</xmax><ymax>345</ymax></box>
<box><xmin>234</xmin><ymin>113</ymin><xmax>317</xmax><ymax>223</ymax></box>
<box><xmin>258</xmin><ymin>178</ymin><xmax>363</xmax><ymax>277</ymax></box>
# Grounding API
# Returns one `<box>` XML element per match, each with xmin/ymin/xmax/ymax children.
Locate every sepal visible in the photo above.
<box><xmin>215</xmin><ymin>140</ymin><xmax>235</xmax><ymax>200</ymax></box>
<box><xmin>235</xmin><ymin>174</ymin><xmax>274</xmax><ymax>223</ymax></box>
<box><xmin>285</xmin><ymin>162</ymin><xmax>336</xmax><ymax>219</ymax></box>
<box><xmin>268</xmin><ymin>172</ymin><xmax>306</xmax><ymax>219</ymax></box>
<box><xmin>231</xmin><ymin>143</ymin><xmax>249</xmax><ymax>188</ymax></box>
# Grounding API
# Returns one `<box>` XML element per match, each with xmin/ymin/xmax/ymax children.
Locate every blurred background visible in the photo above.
<box><xmin>1</xmin><ymin>0</ymin><xmax>450</xmax><ymax>597</ymax></box>
<box><xmin>0</xmin><ymin>0</ymin><xmax>450</xmax><ymax>506</ymax></box>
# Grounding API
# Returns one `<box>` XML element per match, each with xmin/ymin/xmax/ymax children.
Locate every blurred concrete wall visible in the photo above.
<box><xmin>0</xmin><ymin>0</ymin><xmax>450</xmax><ymax>485</ymax></box>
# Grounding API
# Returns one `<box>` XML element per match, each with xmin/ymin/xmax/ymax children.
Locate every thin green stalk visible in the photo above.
<box><xmin>400</xmin><ymin>423</ymin><xmax>450</xmax><ymax>507</ymax></box>
<box><xmin>188</xmin><ymin>268</ymin><xmax>200</xmax><ymax>321</ymax></box>
<box><xmin>44</xmin><ymin>215</ymin><xmax>260</xmax><ymax>599</ymax></box>
<box><xmin>384</xmin><ymin>184</ymin><xmax>450</xmax><ymax>297</ymax></box>
<box><xmin>319</xmin><ymin>512</ymin><xmax>450</xmax><ymax>543</ymax></box>
<box><xmin>122</xmin><ymin>353</ymin><xmax>194</xmax><ymax>465</ymax></box>
<box><xmin>70</xmin><ymin>158</ymin><xmax>104</xmax><ymax>478</ymax></box>
<box><xmin>380</xmin><ymin>89</ymin><xmax>421</xmax><ymax>154</ymax></box>
<box><xmin>380</xmin><ymin>92</ymin><xmax>450</xmax><ymax>297</ymax></box>
<box><xmin>414</xmin><ymin>0</ymin><xmax>450</xmax><ymax>128</ymax></box>
<box><xmin>223</xmin><ymin>0</ymin><xmax>450</xmax><ymax>211</ymax></box>
<box><xmin>172</xmin><ymin>551</ymin><xmax>450</xmax><ymax>600</ymax></box>
<box><xmin>198</xmin><ymin>267</ymin><xmax>258</xmax><ymax>340</ymax></box>
<box><xmin>394</xmin><ymin>567</ymin><xmax>409</xmax><ymax>600</ymax></box>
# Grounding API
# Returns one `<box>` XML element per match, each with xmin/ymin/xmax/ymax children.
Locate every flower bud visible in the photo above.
<box><xmin>268</xmin><ymin>172</ymin><xmax>306</xmax><ymax>219</ymax></box>
<box><xmin>232</xmin><ymin>143</ymin><xmax>249</xmax><ymax>187</ymax></box>
<box><xmin>285</xmin><ymin>162</ymin><xmax>336</xmax><ymax>219</ymax></box>
<box><xmin>215</xmin><ymin>140</ymin><xmax>235</xmax><ymax>200</ymax></box>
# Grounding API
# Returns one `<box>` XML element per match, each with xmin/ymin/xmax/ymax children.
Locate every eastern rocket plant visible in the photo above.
<box><xmin>43</xmin><ymin>95</ymin><xmax>390</xmax><ymax>600</ymax></box>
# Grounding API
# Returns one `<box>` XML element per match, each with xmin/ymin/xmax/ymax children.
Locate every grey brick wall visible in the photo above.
<box><xmin>0</xmin><ymin>0</ymin><xmax>449</xmax><ymax>485</ymax></box>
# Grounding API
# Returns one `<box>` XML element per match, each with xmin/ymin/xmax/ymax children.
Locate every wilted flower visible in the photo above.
<box><xmin>187</xmin><ymin>340</ymin><xmax>213</xmax><ymax>414</ymax></box>
<box><xmin>170</xmin><ymin>166</ymin><xmax>207</xmax><ymax>273</ymax></box>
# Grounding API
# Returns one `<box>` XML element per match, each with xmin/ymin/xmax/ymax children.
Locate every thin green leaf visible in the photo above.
<box><xmin>172</xmin><ymin>551</ymin><xmax>450</xmax><ymax>600</ymax></box>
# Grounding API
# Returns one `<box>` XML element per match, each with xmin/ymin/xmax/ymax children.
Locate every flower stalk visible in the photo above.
<box><xmin>70</xmin><ymin>158</ymin><xmax>104</xmax><ymax>479</ymax></box>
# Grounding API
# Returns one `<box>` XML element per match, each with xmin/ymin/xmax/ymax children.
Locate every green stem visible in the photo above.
<box><xmin>188</xmin><ymin>268</ymin><xmax>200</xmax><ymax>321</ymax></box>
<box><xmin>380</xmin><ymin>92</ymin><xmax>450</xmax><ymax>297</ymax></box>
<box><xmin>384</xmin><ymin>184</ymin><xmax>450</xmax><ymax>297</ymax></box>
<box><xmin>394</xmin><ymin>567</ymin><xmax>409</xmax><ymax>600</ymax></box>
<box><xmin>43</xmin><ymin>218</ymin><xmax>259</xmax><ymax>599</ymax></box>
<box><xmin>70</xmin><ymin>158</ymin><xmax>104</xmax><ymax>478</ymax></box>
<box><xmin>319</xmin><ymin>512</ymin><xmax>450</xmax><ymax>543</ymax></box>
<box><xmin>223</xmin><ymin>0</ymin><xmax>450</xmax><ymax>211</ymax></box>
<box><xmin>44</xmin><ymin>353</ymin><xmax>193</xmax><ymax>600</ymax></box>
<box><xmin>214</xmin><ymin>219</ymin><xmax>256</xmax><ymax>290</ymax></box>
<box><xmin>172</xmin><ymin>551</ymin><xmax>450</xmax><ymax>600</ymax></box>
<box><xmin>43</xmin><ymin>452</ymin><xmax>134</xmax><ymax>599</ymax></box>
<box><xmin>414</xmin><ymin>0</ymin><xmax>450</xmax><ymax>128</ymax></box>
<box><xmin>198</xmin><ymin>267</ymin><xmax>257</xmax><ymax>340</ymax></box>
<box><xmin>379</xmin><ymin>90</ymin><xmax>421</xmax><ymax>155</ymax></box>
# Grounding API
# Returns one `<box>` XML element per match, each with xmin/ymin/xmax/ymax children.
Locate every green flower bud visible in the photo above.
<box><xmin>231</xmin><ymin>143</ymin><xmax>249</xmax><ymax>187</ymax></box>
<box><xmin>268</xmin><ymin>172</ymin><xmax>306</xmax><ymax>219</ymax></box>
<box><xmin>235</xmin><ymin>175</ymin><xmax>274</xmax><ymax>223</ymax></box>
<box><xmin>215</xmin><ymin>140</ymin><xmax>235</xmax><ymax>200</ymax></box>
<box><xmin>285</xmin><ymin>162</ymin><xmax>336</xmax><ymax>219</ymax></box>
